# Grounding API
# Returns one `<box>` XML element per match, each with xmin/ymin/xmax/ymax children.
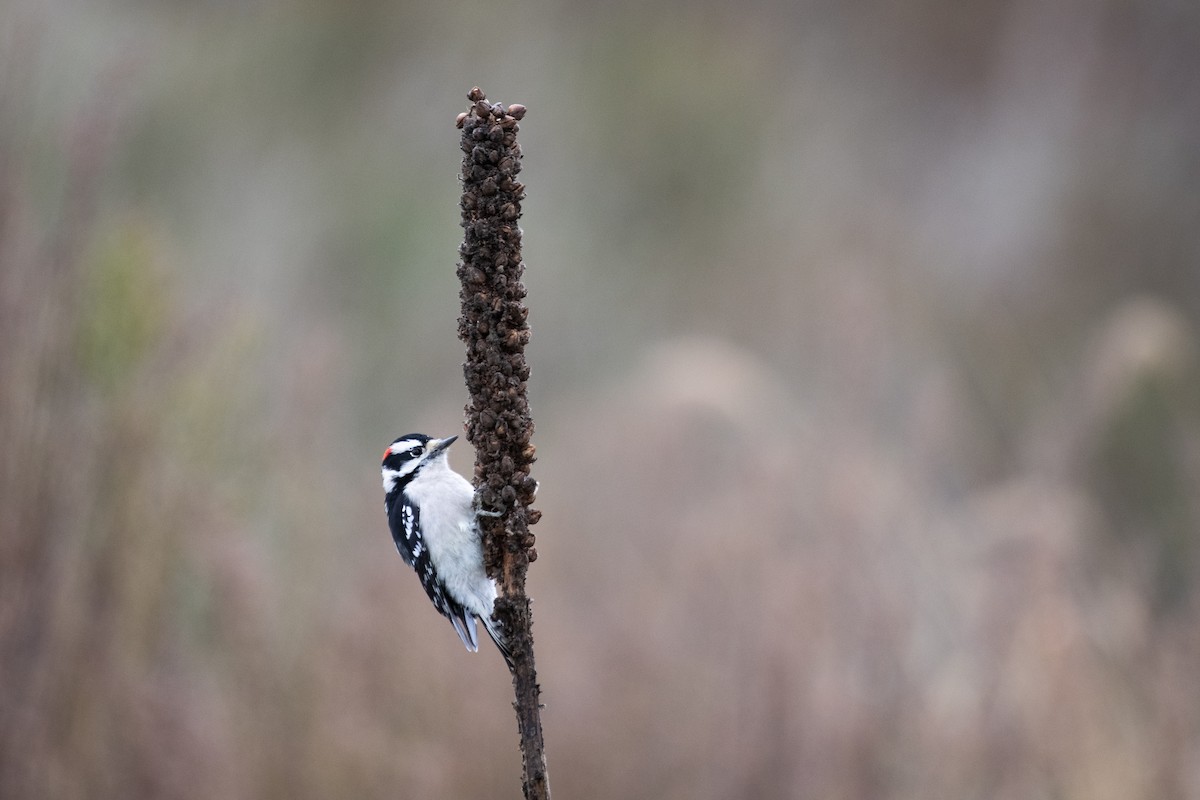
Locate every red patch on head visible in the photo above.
<box><xmin>382</xmin><ymin>446</ymin><xmax>391</xmax><ymax>461</ymax></box>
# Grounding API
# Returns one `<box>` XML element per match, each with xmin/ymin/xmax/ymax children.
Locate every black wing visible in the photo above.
<box><xmin>388</xmin><ymin>495</ymin><xmax>422</xmax><ymax>568</ymax></box>
<box><xmin>387</xmin><ymin>494</ymin><xmax>480</xmax><ymax>651</ymax></box>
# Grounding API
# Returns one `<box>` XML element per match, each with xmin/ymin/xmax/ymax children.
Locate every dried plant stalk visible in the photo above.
<box><xmin>456</xmin><ymin>86</ymin><xmax>549</xmax><ymax>800</ymax></box>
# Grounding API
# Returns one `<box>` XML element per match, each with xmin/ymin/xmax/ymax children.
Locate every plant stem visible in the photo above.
<box><xmin>456</xmin><ymin>86</ymin><xmax>550</xmax><ymax>800</ymax></box>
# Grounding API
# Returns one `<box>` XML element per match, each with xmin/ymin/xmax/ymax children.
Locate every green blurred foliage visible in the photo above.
<box><xmin>77</xmin><ymin>222</ymin><xmax>168</xmax><ymax>392</ymax></box>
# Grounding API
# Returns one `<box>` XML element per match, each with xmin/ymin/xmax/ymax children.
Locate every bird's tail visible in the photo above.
<box><xmin>482</xmin><ymin>614</ymin><xmax>515</xmax><ymax>673</ymax></box>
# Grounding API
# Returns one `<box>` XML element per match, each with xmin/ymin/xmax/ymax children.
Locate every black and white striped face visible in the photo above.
<box><xmin>381</xmin><ymin>433</ymin><xmax>457</xmax><ymax>493</ymax></box>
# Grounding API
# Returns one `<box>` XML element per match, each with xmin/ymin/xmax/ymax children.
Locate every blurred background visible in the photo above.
<box><xmin>2</xmin><ymin>0</ymin><xmax>1199</xmax><ymax>797</ymax></box>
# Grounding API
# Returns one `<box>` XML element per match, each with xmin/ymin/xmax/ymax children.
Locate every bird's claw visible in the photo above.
<box><xmin>473</xmin><ymin>492</ymin><xmax>503</xmax><ymax>519</ymax></box>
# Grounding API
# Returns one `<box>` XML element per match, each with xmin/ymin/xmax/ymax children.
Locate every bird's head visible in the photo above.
<box><xmin>381</xmin><ymin>433</ymin><xmax>457</xmax><ymax>492</ymax></box>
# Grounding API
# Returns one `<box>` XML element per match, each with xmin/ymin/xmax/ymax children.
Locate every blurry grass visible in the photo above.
<box><xmin>77</xmin><ymin>222</ymin><xmax>168</xmax><ymax>392</ymax></box>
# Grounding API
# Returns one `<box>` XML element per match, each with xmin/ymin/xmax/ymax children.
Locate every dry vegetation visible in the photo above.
<box><xmin>2</xmin><ymin>1</ymin><xmax>1200</xmax><ymax>798</ymax></box>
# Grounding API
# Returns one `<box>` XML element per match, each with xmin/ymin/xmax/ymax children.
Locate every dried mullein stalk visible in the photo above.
<box><xmin>456</xmin><ymin>86</ymin><xmax>549</xmax><ymax>800</ymax></box>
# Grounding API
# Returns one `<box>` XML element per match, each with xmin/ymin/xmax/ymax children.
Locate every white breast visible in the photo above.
<box><xmin>403</xmin><ymin>456</ymin><xmax>497</xmax><ymax>617</ymax></box>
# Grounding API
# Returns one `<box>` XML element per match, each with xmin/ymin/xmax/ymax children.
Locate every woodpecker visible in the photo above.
<box><xmin>381</xmin><ymin>433</ymin><xmax>512</xmax><ymax>669</ymax></box>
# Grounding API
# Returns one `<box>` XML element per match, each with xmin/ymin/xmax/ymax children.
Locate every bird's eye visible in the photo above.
<box><xmin>409</xmin><ymin>447</ymin><xmax>423</xmax><ymax>457</ymax></box>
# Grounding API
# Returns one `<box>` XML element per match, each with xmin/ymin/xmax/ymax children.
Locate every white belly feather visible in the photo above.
<box><xmin>402</xmin><ymin>457</ymin><xmax>498</xmax><ymax>618</ymax></box>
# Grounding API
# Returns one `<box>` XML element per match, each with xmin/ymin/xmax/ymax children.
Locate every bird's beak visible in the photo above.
<box><xmin>428</xmin><ymin>435</ymin><xmax>458</xmax><ymax>456</ymax></box>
